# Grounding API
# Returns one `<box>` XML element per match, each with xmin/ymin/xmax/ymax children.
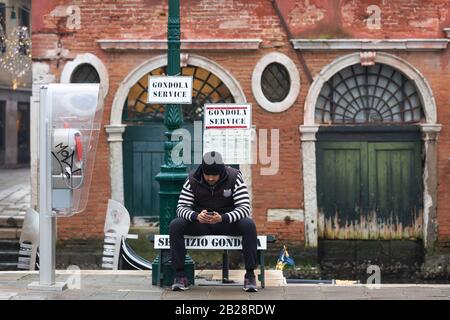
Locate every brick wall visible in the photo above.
<box><xmin>279</xmin><ymin>0</ymin><xmax>450</xmax><ymax>38</ymax></box>
<box><xmin>32</xmin><ymin>0</ymin><xmax>450</xmax><ymax>246</ymax></box>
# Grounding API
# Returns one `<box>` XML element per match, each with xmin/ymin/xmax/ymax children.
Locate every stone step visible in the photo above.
<box><xmin>0</xmin><ymin>216</ymin><xmax>24</xmax><ymax>228</ymax></box>
<box><xmin>0</xmin><ymin>239</ymin><xmax>20</xmax><ymax>251</ymax></box>
<box><xmin>0</xmin><ymin>228</ymin><xmax>21</xmax><ymax>240</ymax></box>
<box><xmin>0</xmin><ymin>250</ymin><xmax>19</xmax><ymax>263</ymax></box>
<box><xmin>0</xmin><ymin>262</ymin><xmax>18</xmax><ymax>271</ymax></box>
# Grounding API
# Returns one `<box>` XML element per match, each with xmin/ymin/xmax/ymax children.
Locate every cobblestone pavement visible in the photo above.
<box><xmin>0</xmin><ymin>168</ymin><xmax>31</xmax><ymax>217</ymax></box>
<box><xmin>0</xmin><ymin>270</ymin><xmax>449</xmax><ymax>300</ymax></box>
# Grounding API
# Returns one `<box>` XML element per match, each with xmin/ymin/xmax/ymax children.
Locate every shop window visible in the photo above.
<box><xmin>18</xmin><ymin>6</ymin><xmax>29</xmax><ymax>29</ymax></box>
<box><xmin>0</xmin><ymin>101</ymin><xmax>5</xmax><ymax>154</ymax></box>
<box><xmin>16</xmin><ymin>5</ymin><xmax>30</xmax><ymax>55</ymax></box>
<box><xmin>17</xmin><ymin>102</ymin><xmax>29</xmax><ymax>164</ymax></box>
<box><xmin>0</xmin><ymin>4</ymin><xmax>5</xmax><ymax>54</ymax></box>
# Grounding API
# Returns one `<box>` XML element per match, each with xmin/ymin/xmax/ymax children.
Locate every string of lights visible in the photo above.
<box><xmin>0</xmin><ymin>25</ymin><xmax>31</xmax><ymax>89</ymax></box>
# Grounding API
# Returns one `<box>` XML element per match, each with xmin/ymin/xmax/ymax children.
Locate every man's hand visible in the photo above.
<box><xmin>208</xmin><ymin>212</ymin><xmax>222</xmax><ymax>224</ymax></box>
<box><xmin>197</xmin><ymin>210</ymin><xmax>212</xmax><ymax>224</ymax></box>
<box><xmin>197</xmin><ymin>210</ymin><xmax>222</xmax><ymax>224</ymax></box>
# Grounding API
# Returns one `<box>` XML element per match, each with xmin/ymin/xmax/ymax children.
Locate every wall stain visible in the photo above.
<box><xmin>318</xmin><ymin>207</ymin><xmax>423</xmax><ymax>240</ymax></box>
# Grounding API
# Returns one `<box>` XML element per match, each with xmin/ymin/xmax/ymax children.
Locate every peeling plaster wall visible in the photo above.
<box><xmin>422</xmin><ymin>131</ymin><xmax>440</xmax><ymax>251</ymax></box>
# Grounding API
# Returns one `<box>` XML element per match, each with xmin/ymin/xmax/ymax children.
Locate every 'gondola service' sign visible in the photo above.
<box><xmin>148</xmin><ymin>76</ymin><xmax>193</xmax><ymax>104</ymax></box>
<box><xmin>203</xmin><ymin>103</ymin><xmax>252</xmax><ymax>164</ymax></box>
<box><xmin>204</xmin><ymin>104</ymin><xmax>251</xmax><ymax>129</ymax></box>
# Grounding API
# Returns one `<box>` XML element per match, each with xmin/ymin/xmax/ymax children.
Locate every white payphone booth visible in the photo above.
<box><xmin>29</xmin><ymin>84</ymin><xmax>104</xmax><ymax>290</ymax></box>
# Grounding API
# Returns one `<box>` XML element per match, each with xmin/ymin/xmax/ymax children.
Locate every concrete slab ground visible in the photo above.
<box><xmin>0</xmin><ymin>168</ymin><xmax>30</xmax><ymax>205</ymax></box>
<box><xmin>0</xmin><ymin>270</ymin><xmax>449</xmax><ymax>300</ymax></box>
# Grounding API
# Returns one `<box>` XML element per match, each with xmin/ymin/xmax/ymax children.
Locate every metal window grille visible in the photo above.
<box><xmin>261</xmin><ymin>62</ymin><xmax>291</xmax><ymax>103</ymax></box>
<box><xmin>70</xmin><ymin>63</ymin><xmax>100</xmax><ymax>84</ymax></box>
<box><xmin>315</xmin><ymin>63</ymin><xmax>424</xmax><ymax>124</ymax></box>
<box><xmin>123</xmin><ymin>65</ymin><xmax>235</xmax><ymax>123</ymax></box>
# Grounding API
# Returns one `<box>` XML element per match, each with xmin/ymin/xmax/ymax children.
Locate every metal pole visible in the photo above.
<box><xmin>157</xmin><ymin>0</ymin><xmax>186</xmax><ymax>235</ymax></box>
<box><xmin>155</xmin><ymin>0</ymin><xmax>186</xmax><ymax>235</ymax></box>
<box><xmin>152</xmin><ymin>0</ymin><xmax>195</xmax><ymax>286</ymax></box>
<box><xmin>29</xmin><ymin>86</ymin><xmax>66</xmax><ymax>291</ymax></box>
<box><xmin>39</xmin><ymin>85</ymin><xmax>56</xmax><ymax>286</ymax></box>
<box><xmin>167</xmin><ymin>0</ymin><xmax>181</xmax><ymax>78</ymax></box>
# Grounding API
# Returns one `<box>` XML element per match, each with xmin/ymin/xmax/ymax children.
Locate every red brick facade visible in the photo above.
<box><xmin>32</xmin><ymin>0</ymin><xmax>449</xmax><ymax>248</ymax></box>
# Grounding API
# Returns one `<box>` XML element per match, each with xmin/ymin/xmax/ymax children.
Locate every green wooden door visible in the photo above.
<box><xmin>368</xmin><ymin>142</ymin><xmax>423</xmax><ymax>239</ymax></box>
<box><xmin>123</xmin><ymin>124</ymin><xmax>201</xmax><ymax>218</ymax></box>
<box><xmin>317</xmin><ymin>140</ymin><xmax>422</xmax><ymax>240</ymax></box>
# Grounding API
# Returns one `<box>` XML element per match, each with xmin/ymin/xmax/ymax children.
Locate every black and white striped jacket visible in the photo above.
<box><xmin>176</xmin><ymin>166</ymin><xmax>251</xmax><ymax>223</ymax></box>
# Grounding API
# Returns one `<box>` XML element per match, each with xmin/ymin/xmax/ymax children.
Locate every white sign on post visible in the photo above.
<box><xmin>203</xmin><ymin>104</ymin><xmax>252</xmax><ymax>164</ymax></box>
<box><xmin>154</xmin><ymin>235</ymin><xmax>267</xmax><ymax>250</ymax></box>
<box><xmin>148</xmin><ymin>76</ymin><xmax>193</xmax><ymax>104</ymax></box>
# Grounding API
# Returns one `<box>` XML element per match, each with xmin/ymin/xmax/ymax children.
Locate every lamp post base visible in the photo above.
<box><xmin>154</xmin><ymin>167</ymin><xmax>196</xmax><ymax>286</ymax></box>
<box><xmin>152</xmin><ymin>254</ymin><xmax>195</xmax><ymax>287</ymax></box>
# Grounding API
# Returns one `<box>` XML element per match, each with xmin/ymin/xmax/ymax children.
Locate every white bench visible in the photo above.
<box><xmin>153</xmin><ymin>235</ymin><xmax>269</xmax><ymax>288</ymax></box>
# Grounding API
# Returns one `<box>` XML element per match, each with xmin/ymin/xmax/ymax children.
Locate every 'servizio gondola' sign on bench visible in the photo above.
<box><xmin>154</xmin><ymin>235</ymin><xmax>267</xmax><ymax>250</ymax></box>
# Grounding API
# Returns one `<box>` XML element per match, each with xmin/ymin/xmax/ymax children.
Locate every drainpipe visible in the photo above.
<box><xmin>271</xmin><ymin>0</ymin><xmax>314</xmax><ymax>84</ymax></box>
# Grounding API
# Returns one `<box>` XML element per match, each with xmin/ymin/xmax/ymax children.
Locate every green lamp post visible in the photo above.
<box><xmin>151</xmin><ymin>0</ymin><xmax>195</xmax><ymax>286</ymax></box>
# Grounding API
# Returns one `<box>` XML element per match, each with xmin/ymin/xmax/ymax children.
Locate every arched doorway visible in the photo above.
<box><xmin>106</xmin><ymin>54</ymin><xmax>249</xmax><ymax>221</ymax></box>
<box><xmin>300</xmin><ymin>52</ymin><xmax>441</xmax><ymax>251</ymax></box>
<box><xmin>315</xmin><ymin>63</ymin><xmax>424</xmax><ymax>240</ymax></box>
<box><xmin>122</xmin><ymin>65</ymin><xmax>235</xmax><ymax>219</ymax></box>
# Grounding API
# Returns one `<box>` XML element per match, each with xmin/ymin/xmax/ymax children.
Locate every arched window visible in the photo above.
<box><xmin>70</xmin><ymin>63</ymin><xmax>100</xmax><ymax>83</ymax></box>
<box><xmin>315</xmin><ymin>63</ymin><xmax>424</xmax><ymax>124</ymax></box>
<box><xmin>123</xmin><ymin>65</ymin><xmax>235</xmax><ymax>123</ymax></box>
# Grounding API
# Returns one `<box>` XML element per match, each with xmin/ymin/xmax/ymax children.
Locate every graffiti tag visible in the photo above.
<box><xmin>52</xmin><ymin>142</ymin><xmax>82</xmax><ymax>182</ymax></box>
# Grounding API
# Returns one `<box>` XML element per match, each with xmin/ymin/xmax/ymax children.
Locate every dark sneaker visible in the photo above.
<box><xmin>172</xmin><ymin>276</ymin><xmax>189</xmax><ymax>291</ymax></box>
<box><xmin>243</xmin><ymin>273</ymin><xmax>258</xmax><ymax>292</ymax></box>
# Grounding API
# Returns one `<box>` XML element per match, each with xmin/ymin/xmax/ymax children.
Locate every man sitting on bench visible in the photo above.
<box><xmin>170</xmin><ymin>151</ymin><xmax>258</xmax><ymax>292</ymax></box>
